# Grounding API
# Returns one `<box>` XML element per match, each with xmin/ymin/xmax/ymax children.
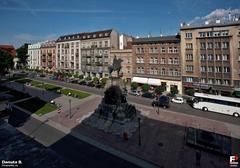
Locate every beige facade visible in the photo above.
<box><xmin>110</xmin><ymin>49</ymin><xmax>133</xmax><ymax>83</ymax></box>
<box><xmin>81</xmin><ymin>29</ymin><xmax>119</xmax><ymax>78</ymax></box>
<box><xmin>132</xmin><ymin>35</ymin><xmax>182</xmax><ymax>94</ymax></box>
<box><xmin>180</xmin><ymin>21</ymin><xmax>240</xmax><ymax>95</ymax></box>
<box><xmin>41</xmin><ymin>41</ymin><xmax>56</xmax><ymax>70</ymax></box>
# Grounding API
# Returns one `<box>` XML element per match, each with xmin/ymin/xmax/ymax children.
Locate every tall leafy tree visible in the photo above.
<box><xmin>16</xmin><ymin>43</ymin><xmax>29</xmax><ymax>67</ymax></box>
<box><xmin>0</xmin><ymin>50</ymin><xmax>13</xmax><ymax>75</ymax></box>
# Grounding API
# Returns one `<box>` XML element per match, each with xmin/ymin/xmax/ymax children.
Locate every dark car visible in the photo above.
<box><xmin>86</xmin><ymin>81</ymin><xmax>95</xmax><ymax>87</ymax></box>
<box><xmin>78</xmin><ymin>80</ymin><xmax>86</xmax><ymax>85</ymax></box>
<box><xmin>142</xmin><ymin>92</ymin><xmax>155</xmax><ymax>99</ymax></box>
<box><xmin>152</xmin><ymin>95</ymin><xmax>170</xmax><ymax>108</ymax></box>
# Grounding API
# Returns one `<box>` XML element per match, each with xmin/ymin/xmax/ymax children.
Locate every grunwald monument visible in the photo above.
<box><xmin>83</xmin><ymin>56</ymin><xmax>140</xmax><ymax>138</ymax></box>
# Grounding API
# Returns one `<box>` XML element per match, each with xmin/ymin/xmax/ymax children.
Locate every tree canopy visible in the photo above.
<box><xmin>16</xmin><ymin>43</ymin><xmax>29</xmax><ymax>67</ymax></box>
<box><xmin>0</xmin><ymin>50</ymin><xmax>13</xmax><ymax>75</ymax></box>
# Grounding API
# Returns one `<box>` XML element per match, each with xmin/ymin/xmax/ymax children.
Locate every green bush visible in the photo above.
<box><xmin>170</xmin><ymin>87</ymin><xmax>179</xmax><ymax>95</ymax></box>
<box><xmin>185</xmin><ymin>89</ymin><xmax>195</xmax><ymax>96</ymax></box>
<box><xmin>155</xmin><ymin>86</ymin><xmax>165</xmax><ymax>94</ymax></box>
<box><xmin>141</xmin><ymin>84</ymin><xmax>150</xmax><ymax>93</ymax></box>
<box><xmin>85</xmin><ymin>76</ymin><xmax>92</xmax><ymax>81</ymax></box>
<box><xmin>131</xmin><ymin>82</ymin><xmax>138</xmax><ymax>90</ymax></box>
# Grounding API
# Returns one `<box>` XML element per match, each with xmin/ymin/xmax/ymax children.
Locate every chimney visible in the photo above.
<box><xmin>228</xmin><ymin>12</ymin><xmax>232</xmax><ymax>21</ymax></box>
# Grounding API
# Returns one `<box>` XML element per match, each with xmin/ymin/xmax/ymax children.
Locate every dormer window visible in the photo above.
<box><xmin>83</xmin><ymin>36</ymin><xmax>86</xmax><ymax>39</ymax></box>
<box><xmin>93</xmin><ymin>34</ymin><xmax>96</xmax><ymax>38</ymax></box>
<box><xmin>105</xmin><ymin>33</ymin><xmax>108</xmax><ymax>36</ymax></box>
<box><xmin>99</xmin><ymin>33</ymin><xmax>103</xmax><ymax>37</ymax></box>
<box><xmin>87</xmin><ymin>35</ymin><xmax>90</xmax><ymax>38</ymax></box>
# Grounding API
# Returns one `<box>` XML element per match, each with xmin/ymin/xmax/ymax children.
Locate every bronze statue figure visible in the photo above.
<box><xmin>108</xmin><ymin>55</ymin><xmax>123</xmax><ymax>77</ymax></box>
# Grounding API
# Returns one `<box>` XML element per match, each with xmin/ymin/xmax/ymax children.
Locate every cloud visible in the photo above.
<box><xmin>188</xmin><ymin>8</ymin><xmax>240</xmax><ymax>25</ymax></box>
<box><xmin>14</xmin><ymin>33</ymin><xmax>58</xmax><ymax>43</ymax></box>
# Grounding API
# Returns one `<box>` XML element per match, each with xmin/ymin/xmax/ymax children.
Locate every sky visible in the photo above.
<box><xmin>0</xmin><ymin>0</ymin><xmax>240</xmax><ymax>48</ymax></box>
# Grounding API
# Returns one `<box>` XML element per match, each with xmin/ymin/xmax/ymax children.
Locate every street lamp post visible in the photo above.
<box><xmin>69</xmin><ymin>99</ymin><xmax>72</xmax><ymax>118</ymax></box>
<box><xmin>138</xmin><ymin>117</ymin><xmax>141</xmax><ymax>146</ymax></box>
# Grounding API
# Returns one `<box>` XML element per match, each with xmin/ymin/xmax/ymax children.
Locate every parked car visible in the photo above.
<box><xmin>86</xmin><ymin>81</ymin><xmax>95</xmax><ymax>87</ymax></box>
<box><xmin>152</xmin><ymin>95</ymin><xmax>170</xmax><ymax>108</ymax></box>
<box><xmin>142</xmin><ymin>92</ymin><xmax>155</xmax><ymax>99</ymax></box>
<box><xmin>129</xmin><ymin>90</ymin><xmax>141</xmax><ymax>96</ymax></box>
<box><xmin>50</xmin><ymin>76</ymin><xmax>57</xmax><ymax>80</ymax></box>
<box><xmin>78</xmin><ymin>80</ymin><xmax>86</xmax><ymax>85</ymax></box>
<box><xmin>39</xmin><ymin>74</ymin><xmax>45</xmax><ymax>77</ymax></box>
<box><xmin>171</xmin><ymin>97</ymin><xmax>184</xmax><ymax>104</ymax></box>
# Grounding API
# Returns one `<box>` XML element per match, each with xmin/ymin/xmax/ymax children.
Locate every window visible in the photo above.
<box><xmin>160</xmin><ymin>47</ymin><xmax>165</xmax><ymax>53</ymax></box>
<box><xmin>160</xmin><ymin>58</ymin><xmax>166</xmax><ymax>64</ymax></box>
<box><xmin>208</xmin><ymin>79</ymin><xmax>213</xmax><ymax>84</ymax></box>
<box><xmin>216</xmin><ymin>79</ymin><xmax>221</xmax><ymax>85</ymax></box>
<box><xmin>174</xmin><ymin>58</ymin><xmax>179</xmax><ymax>64</ymax></box>
<box><xmin>186</xmin><ymin>65</ymin><xmax>193</xmax><ymax>72</ymax></box>
<box><xmin>222</xmin><ymin>42</ymin><xmax>229</xmax><ymax>49</ymax></box>
<box><xmin>173</xmin><ymin>47</ymin><xmax>178</xmax><ymax>53</ymax></box>
<box><xmin>186</xmin><ymin>54</ymin><xmax>193</xmax><ymax>60</ymax></box>
<box><xmin>200</xmin><ymin>42</ymin><xmax>206</xmax><ymax>49</ymax></box>
<box><xmin>207</xmin><ymin>42</ymin><xmax>213</xmax><ymax>49</ymax></box>
<box><xmin>223</xmin><ymin>67</ymin><xmax>230</xmax><ymax>73</ymax></box>
<box><xmin>168</xmin><ymin>58</ymin><xmax>173</xmax><ymax>64</ymax></box>
<box><xmin>199</xmin><ymin>32</ymin><xmax>205</xmax><ymax>37</ymax></box>
<box><xmin>222</xmin><ymin>54</ymin><xmax>229</xmax><ymax>61</ymax></box>
<box><xmin>223</xmin><ymin>80</ymin><xmax>230</xmax><ymax>85</ymax></box>
<box><xmin>168</xmin><ymin>47</ymin><xmax>173</xmax><ymax>53</ymax></box>
<box><xmin>58</xmin><ymin>44</ymin><xmax>60</xmax><ymax>48</ymax></box>
<box><xmin>207</xmin><ymin>54</ymin><xmax>213</xmax><ymax>61</ymax></box>
<box><xmin>186</xmin><ymin>43</ymin><xmax>193</xmax><ymax>49</ymax></box>
<box><xmin>154</xmin><ymin>57</ymin><xmax>158</xmax><ymax>64</ymax></box>
<box><xmin>214</xmin><ymin>42</ymin><xmax>221</xmax><ymax>49</ymax></box>
<box><xmin>208</xmin><ymin>66</ymin><xmax>213</xmax><ymax>72</ymax></box>
<box><xmin>200</xmin><ymin>66</ymin><xmax>206</xmax><ymax>72</ymax></box>
<box><xmin>206</xmin><ymin>32</ymin><xmax>213</xmax><ymax>37</ymax></box>
<box><xmin>185</xmin><ymin>33</ymin><xmax>192</xmax><ymax>39</ymax></box>
<box><xmin>200</xmin><ymin>78</ymin><xmax>206</xmax><ymax>83</ymax></box>
<box><xmin>215</xmin><ymin>54</ymin><xmax>221</xmax><ymax>61</ymax></box>
<box><xmin>200</xmin><ymin>54</ymin><xmax>206</xmax><ymax>60</ymax></box>
<box><xmin>186</xmin><ymin>77</ymin><xmax>193</xmax><ymax>82</ymax></box>
<box><xmin>215</xmin><ymin>67</ymin><xmax>221</xmax><ymax>73</ymax></box>
<box><xmin>221</xmin><ymin>31</ymin><xmax>229</xmax><ymax>36</ymax></box>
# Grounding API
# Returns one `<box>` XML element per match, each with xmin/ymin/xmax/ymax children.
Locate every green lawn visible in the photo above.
<box><xmin>60</xmin><ymin>88</ymin><xmax>90</xmax><ymax>99</ymax></box>
<box><xmin>15</xmin><ymin>97</ymin><xmax>57</xmax><ymax>116</ymax></box>
<box><xmin>43</xmin><ymin>83</ymin><xmax>62</xmax><ymax>92</ymax></box>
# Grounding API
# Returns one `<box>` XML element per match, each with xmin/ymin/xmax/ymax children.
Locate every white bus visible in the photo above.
<box><xmin>193</xmin><ymin>92</ymin><xmax>240</xmax><ymax>117</ymax></box>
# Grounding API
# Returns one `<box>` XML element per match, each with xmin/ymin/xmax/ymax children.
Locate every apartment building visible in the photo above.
<box><xmin>40</xmin><ymin>41</ymin><xmax>56</xmax><ymax>71</ymax></box>
<box><xmin>81</xmin><ymin>29</ymin><xmax>119</xmax><ymax>78</ymax></box>
<box><xmin>28</xmin><ymin>42</ymin><xmax>43</xmax><ymax>69</ymax></box>
<box><xmin>180</xmin><ymin>20</ymin><xmax>240</xmax><ymax>96</ymax></box>
<box><xmin>132</xmin><ymin>35</ymin><xmax>182</xmax><ymax>94</ymax></box>
<box><xmin>56</xmin><ymin>34</ymin><xmax>81</xmax><ymax>73</ymax></box>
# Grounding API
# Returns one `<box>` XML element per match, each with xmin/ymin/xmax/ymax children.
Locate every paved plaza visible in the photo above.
<box><xmin>3</xmin><ymin>80</ymin><xmax>240</xmax><ymax>168</ymax></box>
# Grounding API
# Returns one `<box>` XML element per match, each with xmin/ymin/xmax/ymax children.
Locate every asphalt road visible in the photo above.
<box><xmin>8</xmin><ymin>109</ymin><xmax>140</xmax><ymax>168</ymax></box>
<box><xmin>34</xmin><ymin>77</ymin><xmax>240</xmax><ymax>125</ymax></box>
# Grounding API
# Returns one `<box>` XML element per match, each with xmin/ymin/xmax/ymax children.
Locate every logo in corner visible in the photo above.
<box><xmin>230</xmin><ymin>154</ymin><xmax>239</xmax><ymax>167</ymax></box>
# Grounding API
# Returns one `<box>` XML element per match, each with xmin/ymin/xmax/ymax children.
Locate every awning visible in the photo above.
<box><xmin>132</xmin><ymin>77</ymin><xmax>148</xmax><ymax>84</ymax></box>
<box><xmin>148</xmin><ymin>78</ymin><xmax>161</xmax><ymax>86</ymax></box>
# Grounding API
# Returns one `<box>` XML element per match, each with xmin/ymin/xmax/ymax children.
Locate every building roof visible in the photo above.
<box><xmin>56</xmin><ymin>29</ymin><xmax>113</xmax><ymax>42</ymax></box>
<box><xmin>0</xmin><ymin>45</ymin><xmax>16</xmax><ymax>57</ymax></box>
<box><xmin>132</xmin><ymin>35</ymin><xmax>180</xmax><ymax>45</ymax></box>
<box><xmin>180</xmin><ymin>20</ymin><xmax>240</xmax><ymax>30</ymax></box>
<box><xmin>41</xmin><ymin>40</ymin><xmax>56</xmax><ymax>48</ymax></box>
